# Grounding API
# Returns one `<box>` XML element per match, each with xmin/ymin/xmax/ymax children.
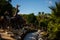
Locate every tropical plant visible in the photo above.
<box><xmin>49</xmin><ymin>2</ymin><xmax>60</xmax><ymax>17</ymax></box>
<box><xmin>48</xmin><ymin>2</ymin><xmax>60</xmax><ymax>40</ymax></box>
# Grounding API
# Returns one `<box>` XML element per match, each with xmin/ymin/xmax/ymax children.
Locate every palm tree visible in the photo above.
<box><xmin>49</xmin><ymin>2</ymin><xmax>60</xmax><ymax>17</ymax></box>
<box><xmin>48</xmin><ymin>2</ymin><xmax>60</xmax><ymax>40</ymax></box>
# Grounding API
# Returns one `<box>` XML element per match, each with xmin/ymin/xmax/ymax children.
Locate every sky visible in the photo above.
<box><xmin>11</xmin><ymin>0</ymin><xmax>59</xmax><ymax>15</ymax></box>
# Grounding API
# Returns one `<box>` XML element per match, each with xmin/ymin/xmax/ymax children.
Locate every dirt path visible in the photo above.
<box><xmin>0</xmin><ymin>29</ymin><xmax>15</xmax><ymax>40</ymax></box>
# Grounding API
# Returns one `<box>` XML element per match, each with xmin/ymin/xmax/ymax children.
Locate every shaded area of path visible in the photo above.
<box><xmin>23</xmin><ymin>30</ymin><xmax>44</xmax><ymax>40</ymax></box>
<box><xmin>24</xmin><ymin>32</ymin><xmax>37</xmax><ymax>40</ymax></box>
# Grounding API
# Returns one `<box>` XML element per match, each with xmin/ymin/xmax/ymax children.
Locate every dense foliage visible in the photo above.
<box><xmin>0</xmin><ymin>0</ymin><xmax>60</xmax><ymax>40</ymax></box>
<box><xmin>0</xmin><ymin>0</ymin><xmax>25</xmax><ymax>29</ymax></box>
<box><xmin>21</xmin><ymin>2</ymin><xmax>60</xmax><ymax>40</ymax></box>
<box><xmin>47</xmin><ymin>2</ymin><xmax>60</xmax><ymax>40</ymax></box>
